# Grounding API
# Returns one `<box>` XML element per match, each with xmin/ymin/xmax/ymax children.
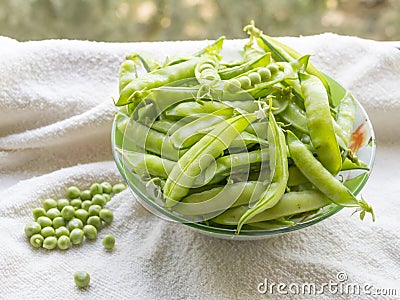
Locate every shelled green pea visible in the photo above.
<box><xmin>61</xmin><ymin>206</ymin><xmax>75</xmax><ymax>220</ymax></box>
<box><xmin>57</xmin><ymin>235</ymin><xmax>70</xmax><ymax>250</ymax></box>
<box><xmin>24</xmin><ymin>222</ymin><xmax>41</xmax><ymax>238</ymax></box>
<box><xmin>41</xmin><ymin>227</ymin><xmax>55</xmax><ymax>238</ymax></box>
<box><xmin>83</xmin><ymin>225</ymin><xmax>97</xmax><ymax>240</ymax></box>
<box><xmin>66</xmin><ymin>186</ymin><xmax>81</xmax><ymax>199</ymax></box>
<box><xmin>46</xmin><ymin>208</ymin><xmax>61</xmax><ymax>220</ymax></box>
<box><xmin>68</xmin><ymin>218</ymin><xmax>83</xmax><ymax>230</ymax></box>
<box><xmin>70</xmin><ymin>199</ymin><xmax>82</xmax><ymax>210</ymax></box>
<box><xmin>81</xmin><ymin>200</ymin><xmax>92</xmax><ymax>211</ymax></box>
<box><xmin>30</xmin><ymin>234</ymin><xmax>44</xmax><ymax>248</ymax></box>
<box><xmin>87</xmin><ymin>216</ymin><xmax>102</xmax><ymax>230</ymax></box>
<box><xmin>43</xmin><ymin>199</ymin><xmax>57</xmax><ymax>211</ymax></box>
<box><xmin>112</xmin><ymin>183</ymin><xmax>126</xmax><ymax>194</ymax></box>
<box><xmin>52</xmin><ymin>217</ymin><xmax>66</xmax><ymax>229</ymax></box>
<box><xmin>90</xmin><ymin>183</ymin><xmax>103</xmax><ymax>196</ymax></box>
<box><xmin>91</xmin><ymin>195</ymin><xmax>106</xmax><ymax>208</ymax></box>
<box><xmin>43</xmin><ymin>236</ymin><xmax>57</xmax><ymax>250</ymax></box>
<box><xmin>74</xmin><ymin>271</ymin><xmax>90</xmax><ymax>288</ymax></box>
<box><xmin>55</xmin><ymin>226</ymin><xmax>70</xmax><ymax>238</ymax></box>
<box><xmin>57</xmin><ymin>199</ymin><xmax>70</xmax><ymax>211</ymax></box>
<box><xmin>102</xmin><ymin>234</ymin><xmax>115</xmax><ymax>250</ymax></box>
<box><xmin>88</xmin><ymin>205</ymin><xmax>102</xmax><ymax>217</ymax></box>
<box><xmin>32</xmin><ymin>208</ymin><xmax>46</xmax><ymax>220</ymax></box>
<box><xmin>100</xmin><ymin>182</ymin><xmax>113</xmax><ymax>194</ymax></box>
<box><xmin>80</xmin><ymin>190</ymin><xmax>92</xmax><ymax>201</ymax></box>
<box><xmin>99</xmin><ymin>209</ymin><xmax>113</xmax><ymax>224</ymax></box>
<box><xmin>70</xmin><ymin>228</ymin><xmax>84</xmax><ymax>245</ymax></box>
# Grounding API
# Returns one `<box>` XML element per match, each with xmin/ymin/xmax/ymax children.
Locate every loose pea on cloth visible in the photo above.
<box><xmin>0</xmin><ymin>35</ymin><xmax>399</xmax><ymax>300</ymax></box>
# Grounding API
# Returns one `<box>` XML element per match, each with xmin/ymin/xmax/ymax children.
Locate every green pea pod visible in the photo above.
<box><xmin>243</xmin><ymin>45</ymin><xmax>265</xmax><ymax>61</ymax></box>
<box><xmin>151</xmin><ymin>119</ymin><xmax>188</xmax><ymax>135</ymax></box>
<box><xmin>119</xmin><ymin>150</ymin><xmax>175</xmax><ymax>179</ymax></box>
<box><xmin>202</xmin><ymin>149</ymin><xmax>270</xmax><ymax>184</ymax></box>
<box><xmin>243</xmin><ymin>219</ymin><xmax>295</xmax><ymax>230</ymax></box>
<box><xmin>280</xmin><ymin>100</ymin><xmax>348</xmax><ymax>150</ymax></box>
<box><xmin>116</xmin><ymin>112</ymin><xmax>129</xmax><ymax>135</ymax></box>
<box><xmin>119</xmin><ymin>60</ymin><xmax>137</xmax><ymax>92</ymax></box>
<box><xmin>336</xmin><ymin>92</ymin><xmax>357</xmax><ymax>146</ymax></box>
<box><xmin>117</xmin><ymin>37</ymin><xmax>226</xmax><ymax>107</ymax></box>
<box><xmin>170</xmin><ymin>109</ymin><xmax>233</xmax><ymax>149</ymax></box>
<box><xmin>163</xmin><ymin>112</ymin><xmax>258</xmax><ymax>206</ymax></box>
<box><xmin>127</xmin><ymin>52</ymin><xmax>161</xmax><ymax>73</ymax></box>
<box><xmin>252</xmin><ymin>32</ymin><xmax>331</xmax><ymax>100</ymax></box>
<box><xmin>260</xmin><ymin>34</ymin><xmax>334</xmax><ymax>104</ymax></box>
<box><xmin>219</xmin><ymin>53</ymin><xmax>271</xmax><ymax>80</ymax></box>
<box><xmin>300</xmin><ymin>73</ymin><xmax>342</xmax><ymax>174</ymax></box>
<box><xmin>287</xmin><ymin>166</ymin><xmax>309</xmax><ymax>187</ymax></box>
<box><xmin>221</xmin><ymin>100</ymin><xmax>259</xmax><ymax>113</ymax></box>
<box><xmin>197</xmin><ymin>123</ymin><xmax>269</xmax><ymax>149</ymax></box>
<box><xmin>147</xmin><ymin>86</ymin><xmax>201</xmax><ymax>114</ymax></box>
<box><xmin>123</xmin><ymin>120</ymin><xmax>185</xmax><ymax>161</ymax></box>
<box><xmin>212</xmin><ymin>190</ymin><xmax>331</xmax><ymax>225</ymax></box>
<box><xmin>323</xmin><ymin>72</ymin><xmax>347</xmax><ymax>108</ymax></box>
<box><xmin>332</xmin><ymin>118</ymin><xmax>350</xmax><ymax>150</ymax></box>
<box><xmin>286</xmin><ymin>131</ymin><xmax>374</xmax><ymax>220</ymax></box>
<box><xmin>236</xmin><ymin>111</ymin><xmax>289</xmax><ymax>232</ymax></box>
<box><xmin>119</xmin><ymin>148</ymin><xmax>267</xmax><ymax>189</ymax></box>
<box><xmin>229</xmin><ymin>131</ymin><xmax>269</xmax><ymax>149</ymax></box>
<box><xmin>245</xmin><ymin>122</ymin><xmax>268</xmax><ymax>140</ymax></box>
<box><xmin>166</xmin><ymin>100</ymin><xmax>228</xmax><ymax>118</ymax></box>
<box><xmin>173</xmin><ymin>181</ymin><xmax>266</xmax><ymax>216</ymax></box>
<box><xmin>148</xmin><ymin>86</ymin><xmax>253</xmax><ymax>115</ymax></box>
<box><xmin>194</xmin><ymin>36</ymin><xmax>225</xmax><ymax>57</ymax></box>
<box><xmin>280</xmin><ymin>101</ymin><xmax>308</xmax><ymax>133</ymax></box>
<box><xmin>341</xmin><ymin>157</ymin><xmax>369</xmax><ymax>171</ymax></box>
<box><xmin>117</xmin><ymin>57</ymin><xmax>201</xmax><ymax>107</ymax></box>
<box><xmin>244</xmin><ymin>21</ymin><xmax>332</xmax><ymax>100</ymax></box>
<box><xmin>244</xmin><ymin>59</ymin><xmax>305</xmax><ymax>99</ymax></box>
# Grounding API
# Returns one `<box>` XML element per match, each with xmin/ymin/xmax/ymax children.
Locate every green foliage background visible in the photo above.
<box><xmin>0</xmin><ymin>0</ymin><xmax>398</xmax><ymax>41</ymax></box>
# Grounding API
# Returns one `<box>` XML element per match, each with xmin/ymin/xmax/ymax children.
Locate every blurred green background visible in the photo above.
<box><xmin>1</xmin><ymin>0</ymin><xmax>399</xmax><ymax>42</ymax></box>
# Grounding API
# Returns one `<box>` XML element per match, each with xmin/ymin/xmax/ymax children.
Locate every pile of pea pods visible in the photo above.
<box><xmin>114</xmin><ymin>21</ymin><xmax>374</xmax><ymax>232</ymax></box>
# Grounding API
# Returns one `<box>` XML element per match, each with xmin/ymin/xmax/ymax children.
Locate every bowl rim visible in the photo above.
<box><xmin>111</xmin><ymin>93</ymin><xmax>376</xmax><ymax>237</ymax></box>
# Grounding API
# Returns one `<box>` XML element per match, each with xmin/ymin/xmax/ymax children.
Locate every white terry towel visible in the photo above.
<box><xmin>0</xmin><ymin>35</ymin><xmax>400</xmax><ymax>299</ymax></box>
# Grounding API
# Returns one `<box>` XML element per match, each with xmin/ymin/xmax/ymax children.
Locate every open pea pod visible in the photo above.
<box><xmin>219</xmin><ymin>53</ymin><xmax>271</xmax><ymax>80</ymax></box>
<box><xmin>243</xmin><ymin>21</ymin><xmax>334</xmax><ymax>105</ymax></box>
<box><xmin>260</xmin><ymin>37</ymin><xmax>331</xmax><ymax>97</ymax></box>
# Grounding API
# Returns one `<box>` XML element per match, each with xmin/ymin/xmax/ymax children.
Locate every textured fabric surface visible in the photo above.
<box><xmin>0</xmin><ymin>35</ymin><xmax>399</xmax><ymax>300</ymax></box>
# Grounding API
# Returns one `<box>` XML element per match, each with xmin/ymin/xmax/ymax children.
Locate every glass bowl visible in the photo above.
<box><xmin>111</xmin><ymin>76</ymin><xmax>376</xmax><ymax>240</ymax></box>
